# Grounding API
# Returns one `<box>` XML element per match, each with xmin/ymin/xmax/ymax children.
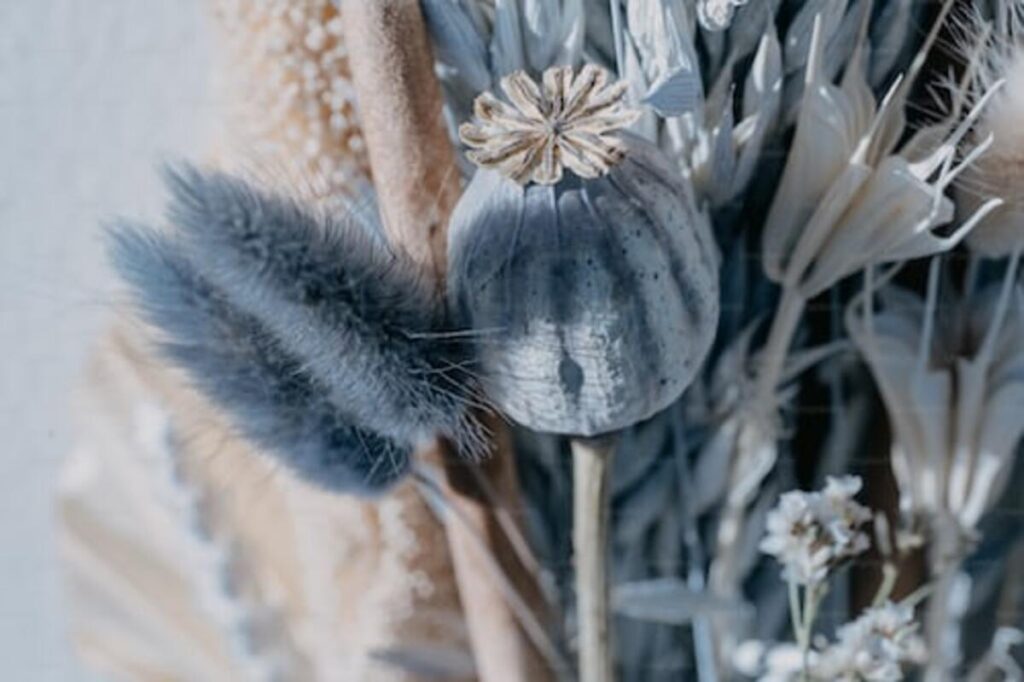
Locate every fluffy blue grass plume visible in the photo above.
<box><xmin>109</xmin><ymin>165</ymin><xmax>488</xmax><ymax>494</ymax></box>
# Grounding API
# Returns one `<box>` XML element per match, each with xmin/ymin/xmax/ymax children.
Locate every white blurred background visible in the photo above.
<box><xmin>0</xmin><ymin>1</ymin><xmax>214</xmax><ymax>678</ymax></box>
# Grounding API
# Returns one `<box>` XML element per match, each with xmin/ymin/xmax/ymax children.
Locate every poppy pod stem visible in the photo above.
<box><xmin>572</xmin><ymin>434</ymin><xmax>618</xmax><ymax>682</ymax></box>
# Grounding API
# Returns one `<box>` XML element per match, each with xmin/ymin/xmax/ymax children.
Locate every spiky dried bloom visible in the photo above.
<box><xmin>847</xmin><ymin>272</ymin><xmax>1024</xmax><ymax>546</ymax></box>
<box><xmin>954</xmin><ymin>2</ymin><xmax>1024</xmax><ymax>256</ymax></box>
<box><xmin>761</xmin><ymin>11</ymin><xmax>1002</xmax><ymax>298</ymax></box>
<box><xmin>458</xmin><ymin>65</ymin><xmax>641</xmax><ymax>185</ymax></box>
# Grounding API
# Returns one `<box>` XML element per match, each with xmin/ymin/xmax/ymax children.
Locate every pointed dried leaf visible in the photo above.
<box><xmin>612</xmin><ymin>578</ymin><xmax>740</xmax><ymax>624</ymax></box>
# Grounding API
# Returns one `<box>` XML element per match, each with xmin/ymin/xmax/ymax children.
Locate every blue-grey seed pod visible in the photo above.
<box><xmin>448</xmin><ymin>127</ymin><xmax>719</xmax><ymax>436</ymax></box>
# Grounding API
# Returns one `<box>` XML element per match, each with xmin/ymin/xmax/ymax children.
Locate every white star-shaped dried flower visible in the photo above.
<box><xmin>459</xmin><ymin>64</ymin><xmax>642</xmax><ymax>186</ymax></box>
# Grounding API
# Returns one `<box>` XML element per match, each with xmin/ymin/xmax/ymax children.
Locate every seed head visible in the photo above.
<box><xmin>459</xmin><ymin>65</ymin><xmax>641</xmax><ymax>186</ymax></box>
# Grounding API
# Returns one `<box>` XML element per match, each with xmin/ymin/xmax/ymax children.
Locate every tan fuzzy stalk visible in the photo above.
<box><xmin>341</xmin><ymin>0</ymin><xmax>460</xmax><ymax>282</ymax></box>
<box><xmin>206</xmin><ymin>0</ymin><xmax>371</xmax><ymax>202</ymax></box>
<box><xmin>341</xmin><ymin>2</ymin><xmax>556</xmax><ymax>680</ymax></box>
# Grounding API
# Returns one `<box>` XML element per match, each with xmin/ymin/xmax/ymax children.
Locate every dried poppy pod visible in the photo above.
<box><xmin>448</xmin><ymin>65</ymin><xmax>720</xmax><ymax>436</ymax></box>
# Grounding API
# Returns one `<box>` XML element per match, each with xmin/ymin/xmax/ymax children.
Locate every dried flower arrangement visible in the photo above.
<box><xmin>60</xmin><ymin>1</ymin><xmax>1024</xmax><ymax>681</ymax></box>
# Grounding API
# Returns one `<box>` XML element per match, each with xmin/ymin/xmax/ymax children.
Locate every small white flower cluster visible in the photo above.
<box><xmin>813</xmin><ymin>602</ymin><xmax>926</xmax><ymax>681</ymax></box>
<box><xmin>760</xmin><ymin>476</ymin><xmax>871</xmax><ymax>585</ymax></box>
<box><xmin>736</xmin><ymin>603</ymin><xmax>925</xmax><ymax>681</ymax></box>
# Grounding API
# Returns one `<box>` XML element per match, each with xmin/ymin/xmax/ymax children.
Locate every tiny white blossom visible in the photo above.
<box><xmin>732</xmin><ymin>640</ymin><xmax>808</xmax><ymax>682</ymax></box>
<box><xmin>812</xmin><ymin>602</ymin><xmax>926</xmax><ymax>681</ymax></box>
<box><xmin>817</xmin><ymin>475</ymin><xmax>873</xmax><ymax>560</ymax></box>
<box><xmin>760</xmin><ymin>490</ymin><xmax>832</xmax><ymax>584</ymax></box>
<box><xmin>760</xmin><ymin>477</ymin><xmax>871</xmax><ymax>585</ymax></box>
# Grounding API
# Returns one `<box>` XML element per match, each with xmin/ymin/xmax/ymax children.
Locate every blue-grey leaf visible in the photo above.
<box><xmin>612</xmin><ymin>578</ymin><xmax>741</xmax><ymax>624</ymax></box>
<box><xmin>727</xmin><ymin>0</ymin><xmax>782</xmax><ymax>64</ymax></box>
<box><xmin>708</xmin><ymin>89</ymin><xmax>736</xmax><ymax>205</ymax></box>
<box><xmin>642</xmin><ymin>65</ymin><xmax>702</xmax><ymax>117</ymax></box>
<box><xmin>370</xmin><ymin>645</ymin><xmax>477</xmax><ymax>679</ymax></box>
<box><xmin>490</xmin><ymin>0</ymin><xmax>526</xmax><ymax>77</ymax></box>
<box><xmin>868</xmin><ymin>0</ymin><xmax>914</xmax><ymax>87</ymax></box>
<box><xmin>621</xmin><ymin>30</ymin><xmax>659</xmax><ymax>140</ymax></box>
<box><xmin>555</xmin><ymin>0</ymin><xmax>586</xmax><ymax>67</ymax></box>
<box><xmin>522</xmin><ymin>0</ymin><xmax>558</xmax><ymax>72</ymax></box>
<box><xmin>783</xmin><ymin>0</ymin><xmax>847</xmax><ymax>74</ymax></box>
<box><xmin>742</xmin><ymin>27</ymin><xmax>782</xmax><ymax>121</ymax></box>
<box><xmin>823</xmin><ymin>0</ymin><xmax>868</xmax><ymax>83</ymax></box>
<box><xmin>420</xmin><ymin>0</ymin><xmax>493</xmax><ymax>93</ymax></box>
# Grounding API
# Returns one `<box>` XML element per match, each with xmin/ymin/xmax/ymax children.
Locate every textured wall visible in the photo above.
<box><xmin>0</xmin><ymin>1</ymin><xmax>213</xmax><ymax>678</ymax></box>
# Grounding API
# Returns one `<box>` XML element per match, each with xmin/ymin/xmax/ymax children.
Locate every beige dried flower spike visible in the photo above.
<box><xmin>459</xmin><ymin>65</ymin><xmax>642</xmax><ymax>186</ymax></box>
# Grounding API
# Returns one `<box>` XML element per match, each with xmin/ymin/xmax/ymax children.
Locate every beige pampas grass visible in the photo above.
<box><xmin>206</xmin><ymin>0</ymin><xmax>370</xmax><ymax>203</ymax></box>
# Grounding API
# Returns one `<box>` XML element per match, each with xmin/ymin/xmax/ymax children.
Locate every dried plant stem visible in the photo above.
<box><xmin>753</xmin><ymin>285</ymin><xmax>807</xmax><ymax>410</ymax></box>
<box><xmin>342</xmin><ymin>3</ymin><xmax>553</xmax><ymax>680</ymax></box>
<box><xmin>923</xmin><ymin>522</ymin><xmax>968</xmax><ymax>682</ymax></box>
<box><xmin>788</xmin><ymin>579</ymin><xmax>824</xmax><ymax>681</ymax></box>
<box><xmin>572</xmin><ymin>435</ymin><xmax>618</xmax><ymax>682</ymax></box>
<box><xmin>713</xmin><ymin>285</ymin><xmax>805</xmax><ymax>579</ymax></box>
<box><xmin>708</xmin><ymin>284</ymin><xmax>806</xmax><ymax>668</ymax></box>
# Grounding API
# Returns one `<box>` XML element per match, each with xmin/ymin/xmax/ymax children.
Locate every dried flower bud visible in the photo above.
<box><xmin>448</xmin><ymin>66</ymin><xmax>720</xmax><ymax>436</ymax></box>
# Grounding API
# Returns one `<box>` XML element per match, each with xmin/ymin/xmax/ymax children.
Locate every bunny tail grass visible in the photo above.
<box><xmin>108</xmin><ymin>228</ymin><xmax>409</xmax><ymax>493</ymax></box>
<box><xmin>160</xmin><ymin>164</ymin><xmax>489</xmax><ymax>459</ymax></box>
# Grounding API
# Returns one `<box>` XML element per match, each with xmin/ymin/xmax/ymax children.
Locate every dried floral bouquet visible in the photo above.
<box><xmin>59</xmin><ymin>1</ymin><xmax>1024</xmax><ymax>681</ymax></box>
